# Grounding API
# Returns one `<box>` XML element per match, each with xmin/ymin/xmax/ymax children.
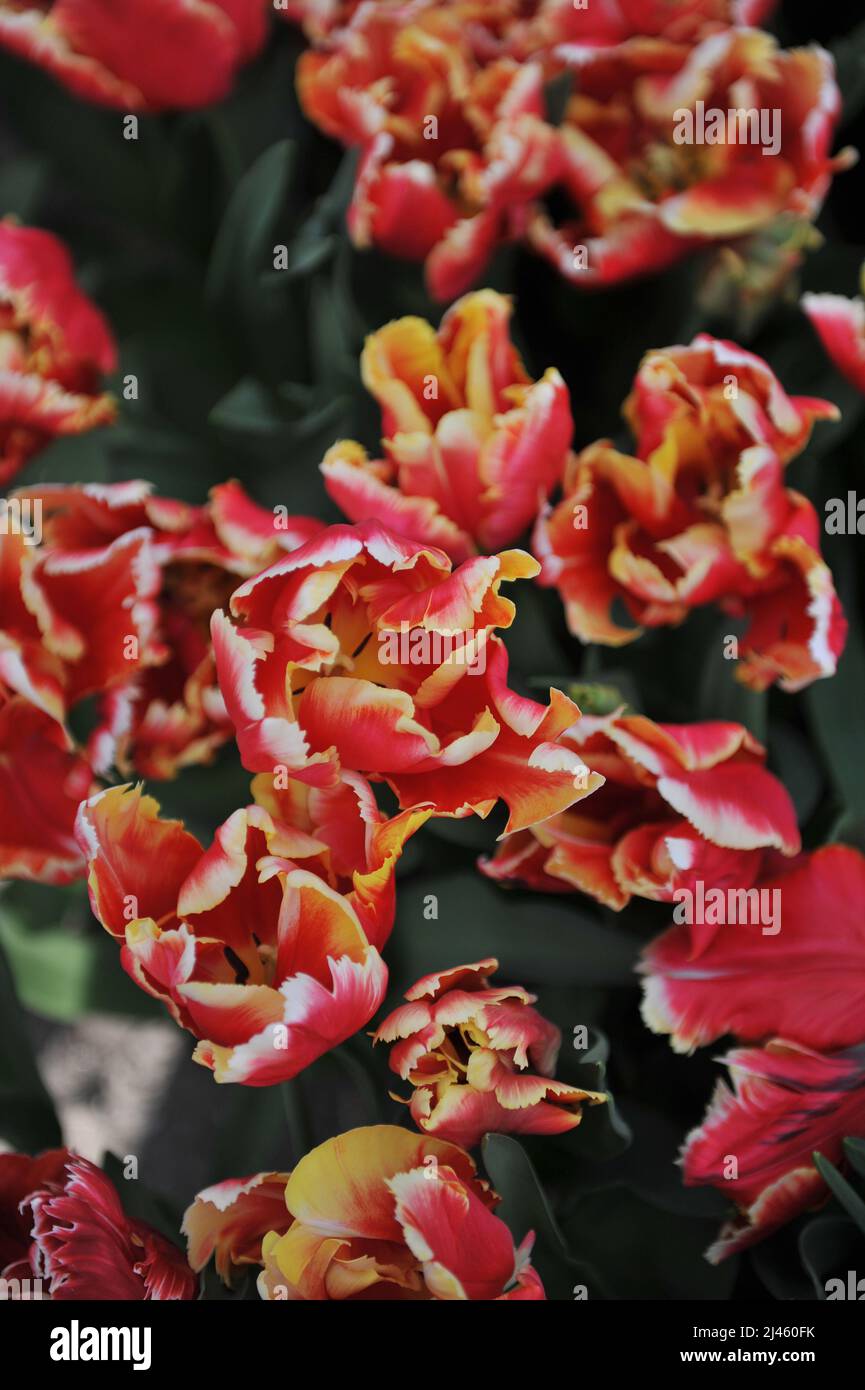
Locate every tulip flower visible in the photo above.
<box><xmin>483</xmin><ymin>713</ymin><xmax>799</xmax><ymax>955</ymax></box>
<box><xmin>0</xmin><ymin>0</ymin><xmax>269</xmax><ymax>111</ymax></box>
<box><xmin>641</xmin><ymin>845</ymin><xmax>865</xmax><ymax>1053</ymax></box>
<box><xmin>374</xmin><ymin>958</ymin><xmax>606</xmax><ymax>1147</ymax></box>
<box><xmin>188</xmin><ymin>1125</ymin><xmax>547</xmax><ymax>1299</ymax></box>
<box><xmin>322</xmin><ymin>290</ymin><xmax>573</xmax><ymax>561</ymax></box>
<box><xmin>211</xmin><ymin>519</ymin><xmax>603</xmax><ymax>833</ymax></box>
<box><xmin>535</xmin><ymin>335</ymin><xmax>846</xmax><ymax>690</ymax></box>
<box><xmin>803</xmin><ymin>269</ymin><xmax>865</xmax><ymax>395</ymax></box>
<box><xmin>19</xmin><ymin>478</ymin><xmax>322</xmax><ymax>779</ymax></box>
<box><xmin>0</xmin><ymin>220</ymin><xmax>115</xmax><ymax>485</ymax></box>
<box><xmin>183</xmin><ymin>1171</ymin><xmax>292</xmax><ymax>1288</ymax></box>
<box><xmin>683</xmin><ymin>1039</ymin><xmax>865</xmax><ymax>1261</ymax></box>
<box><xmin>0</xmin><ymin>1149</ymin><xmax>196</xmax><ymax>1299</ymax></box>
<box><xmin>76</xmin><ymin>775</ymin><xmax>430</xmax><ymax>1083</ymax></box>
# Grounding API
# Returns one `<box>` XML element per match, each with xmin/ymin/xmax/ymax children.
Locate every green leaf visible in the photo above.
<box><xmin>564</xmin><ymin>679</ymin><xmax>632</xmax><ymax>716</ymax></box>
<box><xmin>210</xmin><ymin>1081</ymin><xmax>291</xmax><ymax>1186</ymax></box>
<box><xmin>813</xmin><ymin>1151</ymin><xmax>865</xmax><ymax>1237</ymax></box>
<box><xmin>0</xmin><ymin>938</ymin><xmax>61</xmax><ymax>1151</ymax></box>
<box><xmin>593</xmin><ymin>1100</ymin><xmax>725</xmax><ymax>1220</ymax></box>
<box><xmin>768</xmin><ymin>722</ymin><xmax>824</xmax><ymax>827</ymax></box>
<box><xmin>206</xmin><ymin>139</ymin><xmax>297</xmax><ymax>316</ymax></box>
<box><xmin>281</xmin><ymin>1077</ymin><xmax>316</xmax><ymax>1164</ymax></box>
<box><xmin>209</xmin><ymin>377</ymin><xmax>296</xmax><ymax>440</ymax></box>
<box><xmin>0</xmin><ymin>156</ymin><xmax>46</xmax><ymax>219</ymax></box>
<box><xmin>751</xmin><ymin>1223</ymin><xmax>819</xmax><ymax>1301</ymax></box>
<box><xmin>829</xmin><ymin>811</ymin><xmax>865</xmax><ymax>854</ymax></box>
<box><xmin>544</xmin><ymin>71</ymin><xmax>574</xmax><ymax>126</ymax></box>
<box><xmin>555</xmin><ymin>1026</ymin><xmax>632</xmax><ymax>1161</ymax></box>
<box><xmin>261</xmin><ymin>233</ymin><xmax>337</xmax><ymax>284</ymax></box>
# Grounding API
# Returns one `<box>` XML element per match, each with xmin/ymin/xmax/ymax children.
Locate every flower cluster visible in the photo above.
<box><xmin>1</xmin><ymin>467</ymin><xmax>319</xmax><ymax>883</ymax></box>
<box><xmin>0</xmin><ymin>101</ymin><xmax>858</xmax><ymax>1296</ymax></box>
<box><xmin>470</xmin><ymin>687</ymin><xmax>865</xmax><ymax>1259</ymax></box>
<box><xmin>286</xmin><ymin>0</ymin><xmax>849</xmax><ymax>298</ymax></box>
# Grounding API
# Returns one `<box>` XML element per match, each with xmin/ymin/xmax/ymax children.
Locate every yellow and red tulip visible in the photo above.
<box><xmin>535</xmin><ymin>335</ymin><xmax>847</xmax><ymax>690</ymax></box>
<box><xmin>322</xmin><ymin>290</ymin><xmax>574</xmax><ymax>561</ymax></box>
<box><xmin>76</xmin><ymin>775</ymin><xmax>430</xmax><ymax>1083</ymax></box>
<box><xmin>803</xmin><ymin>271</ymin><xmax>865</xmax><ymax>395</ymax></box>
<box><xmin>526</xmin><ymin>28</ymin><xmax>850</xmax><ymax>289</ymax></box>
<box><xmin>187</xmin><ymin>1124</ymin><xmax>545</xmax><ymax>1299</ymax></box>
<box><xmin>374</xmin><ymin>958</ymin><xmax>606</xmax><ymax>1147</ymax></box>
<box><xmin>0</xmin><ymin>221</ymin><xmax>115</xmax><ymax>486</ymax></box>
<box><xmin>211</xmin><ymin>519</ymin><xmax>603</xmax><ymax>833</ymax></box>
<box><xmin>183</xmin><ymin>1171</ymin><xmax>293</xmax><ymax>1288</ymax></box>
<box><xmin>483</xmin><ymin>713</ymin><xmax>799</xmax><ymax>954</ymax></box>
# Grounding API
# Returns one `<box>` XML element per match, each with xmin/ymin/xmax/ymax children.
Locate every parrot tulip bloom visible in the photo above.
<box><xmin>250</xmin><ymin>1125</ymin><xmax>545</xmax><ymax>1299</ymax></box>
<box><xmin>682</xmin><ymin>1040</ymin><xmax>865</xmax><ymax>1262</ymax></box>
<box><xmin>281</xmin><ymin>0</ymin><xmax>360</xmax><ymax>42</ymax></box>
<box><xmin>322</xmin><ymin>291</ymin><xmax>574</xmax><ymax>561</ymax></box>
<box><xmin>0</xmin><ymin>531</ymin><xmax>67</xmax><ymax>720</ymax></box>
<box><xmin>641</xmin><ymin>845</ymin><xmax>865</xmax><ymax>1054</ymax></box>
<box><xmin>286</xmin><ymin>0</ymin><xmax>776</xmax><ymax>54</ymax></box>
<box><xmin>0</xmin><ymin>694</ymin><xmax>93</xmax><ymax>883</ymax></box>
<box><xmin>0</xmin><ymin>1149</ymin><xmax>195</xmax><ymax>1299</ymax></box>
<box><xmin>803</xmin><ymin>276</ymin><xmax>865</xmax><ymax>395</ymax></box>
<box><xmin>525</xmin><ymin>28</ymin><xmax>849</xmax><ymax>290</ymax></box>
<box><xmin>8</xmin><ymin>479</ymin><xmax>322</xmax><ymax>782</ymax></box>
<box><xmin>0</xmin><ymin>0</ymin><xmax>269</xmax><ymax>111</ymax></box>
<box><xmin>211</xmin><ymin>520</ymin><xmax>602</xmax><ymax>833</ymax></box>
<box><xmin>293</xmin><ymin>2</ymin><xmax>566</xmax><ymax>300</ymax></box>
<box><xmin>535</xmin><ymin>334</ymin><xmax>846</xmax><ymax>690</ymax></box>
<box><xmin>482</xmin><ymin>713</ymin><xmax>799</xmax><ymax>948</ymax></box>
<box><xmin>516</xmin><ymin>0</ymin><xmax>777</xmax><ymax>58</ymax></box>
<box><xmin>0</xmin><ymin>221</ymin><xmax>115</xmax><ymax>485</ymax></box>
<box><xmin>374</xmin><ymin>959</ymin><xmax>606</xmax><ymax>1147</ymax></box>
<box><xmin>183</xmin><ymin>1172</ymin><xmax>293</xmax><ymax>1288</ymax></box>
<box><xmin>76</xmin><ymin>775</ymin><xmax>430</xmax><ymax>1084</ymax></box>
